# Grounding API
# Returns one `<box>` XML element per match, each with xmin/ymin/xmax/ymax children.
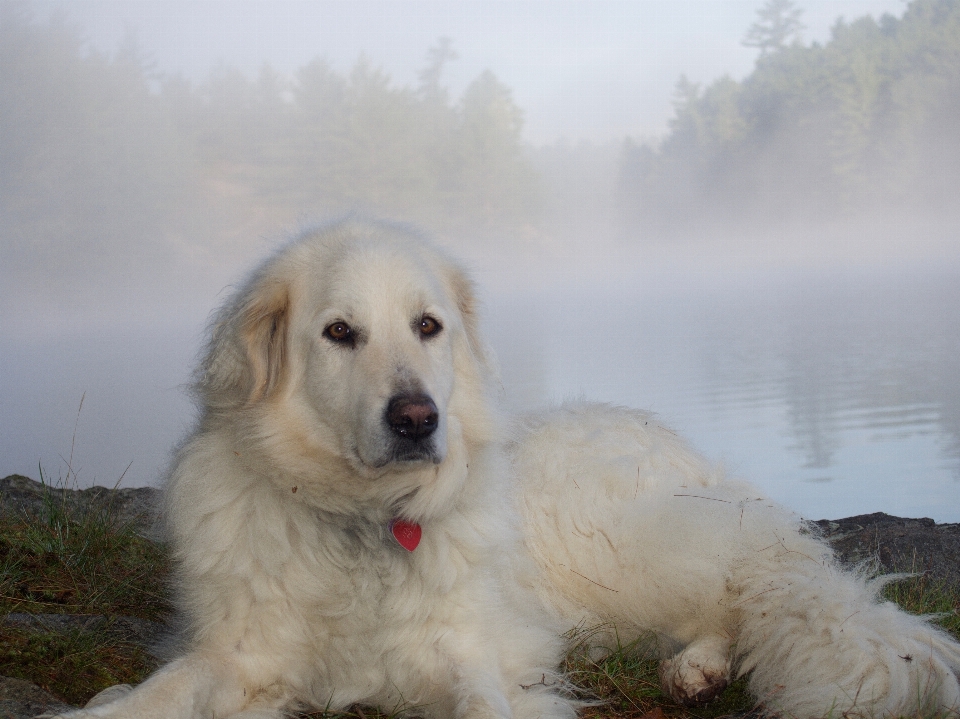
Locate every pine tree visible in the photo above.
<box><xmin>743</xmin><ymin>0</ymin><xmax>806</xmax><ymax>55</ymax></box>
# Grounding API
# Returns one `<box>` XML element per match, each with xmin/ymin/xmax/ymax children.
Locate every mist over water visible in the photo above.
<box><xmin>477</xmin><ymin>257</ymin><xmax>960</xmax><ymax>522</ymax></box>
<box><xmin>2</xmin><ymin>1</ymin><xmax>959</xmax><ymax>521</ymax></box>
<box><xmin>1</xmin><ymin>320</ymin><xmax>201</xmax><ymax>492</ymax></box>
<box><xmin>5</xmin><ymin>251</ymin><xmax>958</xmax><ymax>521</ymax></box>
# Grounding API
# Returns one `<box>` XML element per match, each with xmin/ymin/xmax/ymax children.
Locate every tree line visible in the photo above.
<box><xmin>618</xmin><ymin>0</ymin><xmax>960</xmax><ymax>237</ymax></box>
<box><xmin>0</xmin><ymin>4</ymin><xmax>536</xmax><ymax>300</ymax></box>
<box><xmin>3</xmin><ymin>0</ymin><xmax>958</xmax><ymax>285</ymax></box>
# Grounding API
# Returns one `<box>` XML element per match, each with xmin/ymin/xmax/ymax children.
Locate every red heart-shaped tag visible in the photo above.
<box><xmin>390</xmin><ymin>519</ymin><xmax>422</xmax><ymax>552</ymax></box>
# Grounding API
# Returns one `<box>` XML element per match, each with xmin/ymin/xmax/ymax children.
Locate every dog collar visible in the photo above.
<box><xmin>390</xmin><ymin>518</ymin><xmax>422</xmax><ymax>551</ymax></box>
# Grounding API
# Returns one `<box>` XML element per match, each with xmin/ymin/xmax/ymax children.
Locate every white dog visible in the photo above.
<box><xmin>47</xmin><ymin>220</ymin><xmax>960</xmax><ymax>719</ymax></box>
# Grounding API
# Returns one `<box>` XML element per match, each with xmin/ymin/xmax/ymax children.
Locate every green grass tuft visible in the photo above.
<box><xmin>0</xmin><ymin>625</ymin><xmax>159</xmax><ymax>706</ymax></box>
<box><xmin>561</xmin><ymin>627</ymin><xmax>756</xmax><ymax>719</ymax></box>
<box><xmin>0</xmin><ymin>467</ymin><xmax>170</xmax><ymax>620</ymax></box>
<box><xmin>881</xmin><ymin>572</ymin><xmax>960</xmax><ymax>637</ymax></box>
<box><xmin>0</xmin><ymin>466</ymin><xmax>170</xmax><ymax>704</ymax></box>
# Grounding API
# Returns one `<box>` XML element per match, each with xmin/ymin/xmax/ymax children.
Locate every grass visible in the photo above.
<box><xmin>559</xmin><ymin>628</ymin><xmax>756</xmax><ymax>719</ymax></box>
<box><xmin>881</xmin><ymin>570</ymin><xmax>960</xmax><ymax>638</ymax></box>
<box><xmin>0</xmin><ymin>462</ymin><xmax>171</xmax><ymax>705</ymax></box>
<box><xmin>1</xmin><ymin>467</ymin><xmax>957</xmax><ymax>716</ymax></box>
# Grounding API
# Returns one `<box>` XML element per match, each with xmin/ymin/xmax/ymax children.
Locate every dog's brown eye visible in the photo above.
<box><xmin>418</xmin><ymin>316</ymin><xmax>442</xmax><ymax>337</ymax></box>
<box><xmin>325</xmin><ymin>321</ymin><xmax>353</xmax><ymax>343</ymax></box>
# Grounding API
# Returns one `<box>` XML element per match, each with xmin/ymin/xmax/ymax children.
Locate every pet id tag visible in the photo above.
<box><xmin>390</xmin><ymin>519</ymin><xmax>422</xmax><ymax>551</ymax></box>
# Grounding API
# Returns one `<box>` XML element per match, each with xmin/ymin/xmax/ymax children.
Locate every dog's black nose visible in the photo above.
<box><xmin>386</xmin><ymin>394</ymin><xmax>439</xmax><ymax>440</ymax></box>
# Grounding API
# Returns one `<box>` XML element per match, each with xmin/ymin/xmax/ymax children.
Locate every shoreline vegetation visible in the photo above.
<box><xmin>1</xmin><ymin>472</ymin><xmax>958</xmax><ymax>719</ymax></box>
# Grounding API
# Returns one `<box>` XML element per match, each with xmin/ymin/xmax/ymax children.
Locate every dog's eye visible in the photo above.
<box><xmin>324</xmin><ymin>321</ymin><xmax>353</xmax><ymax>344</ymax></box>
<box><xmin>418</xmin><ymin>316</ymin><xmax>442</xmax><ymax>338</ymax></box>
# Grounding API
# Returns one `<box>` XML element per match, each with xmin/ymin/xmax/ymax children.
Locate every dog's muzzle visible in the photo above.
<box><xmin>384</xmin><ymin>393</ymin><xmax>441</xmax><ymax>463</ymax></box>
<box><xmin>387</xmin><ymin>394</ymin><xmax>438</xmax><ymax>439</ymax></box>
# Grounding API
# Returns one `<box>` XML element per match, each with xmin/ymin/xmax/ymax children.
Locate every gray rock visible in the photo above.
<box><xmin>0</xmin><ymin>474</ymin><xmax>161</xmax><ymax>538</ymax></box>
<box><xmin>813</xmin><ymin>512</ymin><xmax>960</xmax><ymax>590</ymax></box>
<box><xmin>0</xmin><ymin>676</ymin><xmax>74</xmax><ymax>719</ymax></box>
<box><xmin>3</xmin><ymin>614</ymin><xmax>166</xmax><ymax>655</ymax></box>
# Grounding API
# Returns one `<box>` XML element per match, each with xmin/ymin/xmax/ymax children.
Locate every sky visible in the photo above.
<box><xmin>34</xmin><ymin>0</ymin><xmax>909</xmax><ymax>143</ymax></box>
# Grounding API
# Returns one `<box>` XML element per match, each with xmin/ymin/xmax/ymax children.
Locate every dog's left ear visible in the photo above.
<box><xmin>445</xmin><ymin>262</ymin><xmax>493</xmax><ymax>370</ymax></box>
<box><xmin>238</xmin><ymin>276</ymin><xmax>291</xmax><ymax>404</ymax></box>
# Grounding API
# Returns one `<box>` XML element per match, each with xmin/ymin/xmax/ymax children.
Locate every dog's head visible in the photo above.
<box><xmin>197</xmin><ymin>220</ymin><xmax>497</xmax><ymax>494</ymax></box>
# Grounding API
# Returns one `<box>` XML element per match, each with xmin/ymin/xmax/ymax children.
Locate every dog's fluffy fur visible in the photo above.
<box><xmin>47</xmin><ymin>220</ymin><xmax>960</xmax><ymax>719</ymax></box>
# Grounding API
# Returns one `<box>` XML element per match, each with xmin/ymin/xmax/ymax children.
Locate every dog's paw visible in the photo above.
<box><xmin>83</xmin><ymin>684</ymin><xmax>133</xmax><ymax>708</ymax></box>
<box><xmin>659</xmin><ymin>636</ymin><xmax>732</xmax><ymax>706</ymax></box>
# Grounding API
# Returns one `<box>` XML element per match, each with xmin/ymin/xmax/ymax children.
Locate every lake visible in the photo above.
<box><xmin>3</xmin><ymin>260</ymin><xmax>958</xmax><ymax>522</ymax></box>
<box><xmin>479</xmin><ymin>258</ymin><xmax>960</xmax><ymax>522</ymax></box>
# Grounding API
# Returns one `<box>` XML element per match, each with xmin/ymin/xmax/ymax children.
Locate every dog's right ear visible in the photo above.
<box><xmin>237</xmin><ymin>276</ymin><xmax>290</xmax><ymax>404</ymax></box>
<box><xmin>200</xmin><ymin>271</ymin><xmax>292</xmax><ymax>409</ymax></box>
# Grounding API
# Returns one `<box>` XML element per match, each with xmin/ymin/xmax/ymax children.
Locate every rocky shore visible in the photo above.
<box><xmin>0</xmin><ymin>474</ymin><xmax>160</xmax><ymax>535</ymax></box>
<box><xmin>2</xmin><ymin>473</ymin><xmax>959</xmax><ymax>717</ymax></box>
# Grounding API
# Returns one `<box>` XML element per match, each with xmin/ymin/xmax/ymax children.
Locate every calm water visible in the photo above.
<box><xmin>3</xmin><ymin>264</ymin><xmax>958</xmax><ymax>522</ymax></box>
<box><xmin>481</xmin><ymin>263</ymin><xmax>960</xmax><ymax>522</ymax></box>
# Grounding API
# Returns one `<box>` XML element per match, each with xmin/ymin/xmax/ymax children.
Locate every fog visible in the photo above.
<box><xmin>2</xmin><ymin>0</ymin><xmax>959</xmax><ymax>521</ymax></box>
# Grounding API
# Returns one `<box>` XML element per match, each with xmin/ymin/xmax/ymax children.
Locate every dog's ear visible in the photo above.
<box><xmin>198</xmin><ymin>270</ymin><xmax>292</xmax><ymax>409</ymax></box>
<box><xmin>445</xmin><ymin>262</ymin><xmax>495</xmax><ymax>373</ymax></box>
<box><xmin>442</xmin><ymin>256</ymin><xmax>503</xmax><ymax>444</ymax></box>
<box><xmin>238</xmin><ymin>276</ymin><xmax>290</xmax><ymax>404</ymax></box>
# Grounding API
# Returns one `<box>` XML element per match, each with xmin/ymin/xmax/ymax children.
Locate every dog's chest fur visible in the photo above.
<box><xmin>300</xmin><ymin>518</ymin><xmax>505</xmax><ymax>709</ymax></box>
<box><xmin>177</xmin><ymin>476</ymin><xmax>503</xmax><ymax>710</ymax></box>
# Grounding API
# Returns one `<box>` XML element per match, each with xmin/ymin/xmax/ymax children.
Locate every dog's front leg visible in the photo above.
<box><xmin>39</xmin><ymin>652</ymin><xmax>282</xmax><ymax>719</ymax></box>
<box><xmin>658</xmin><ymin>634</ymin><xmax>732</xmax><ymax>705</ymax></box>
<box><xmin>441</xmin><ymin>655</ymin><xmax>573</xmax><ymax>719</ymax></box>
<box><xmin>450</xmin><ymin>672</ymin><xmax>513</xmax><ymax>719</ymax></box>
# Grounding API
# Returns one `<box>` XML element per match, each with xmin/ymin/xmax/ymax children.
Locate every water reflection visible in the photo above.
<box><xmin>481</xmin><ymin>264</ymin><xmax>960</xmax><ymax>522</ymax></box>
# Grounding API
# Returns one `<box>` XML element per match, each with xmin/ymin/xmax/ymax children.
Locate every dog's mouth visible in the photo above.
<box><xmin>361</xmin><ymin>438</ymin><xmax>443</xmax><ymax>471</ymax></box>
<box><xmin>387</xmin><ymin>436</ymin><xmax>443</xmax><ymax>464</ymax></box>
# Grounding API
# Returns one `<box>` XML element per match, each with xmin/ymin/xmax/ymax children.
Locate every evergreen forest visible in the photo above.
<box><xmin>2</xmin><ymin>0</ymin><xmax>959</xmax><ymax>298</ymax></box>
<box><xmin>619</xmin><ymin>0</ymin><xmax>960</xmax><ymax>238</ymax></box>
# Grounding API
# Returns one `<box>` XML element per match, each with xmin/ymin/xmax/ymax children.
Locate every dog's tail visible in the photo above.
<box><xmin>732</xmin><ymin>529</ymin><xmax>960</xmax><ymax>718</ymax></box>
